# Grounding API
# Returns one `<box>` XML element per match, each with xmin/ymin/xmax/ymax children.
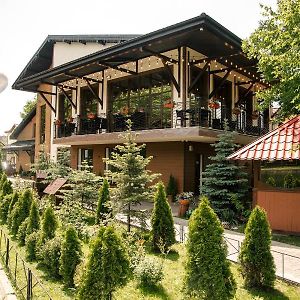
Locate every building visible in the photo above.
<box><xmin>2</xmin><ymin>108</ymin><xmax>36</xmax><ymax>173</ymax></box>
<box><xmin>12</xmin><ymin>14</ymin><xmax>270</xmax><ymax>193</ymax></box>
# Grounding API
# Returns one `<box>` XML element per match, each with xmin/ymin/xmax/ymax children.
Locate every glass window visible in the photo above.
<box><xmin>80</xmin><ymin>84</ymin><xmax>99</xmax><ymax>118</ymax></box>
<box><xmin>78</xmin><ymin>148</ymin><xmax>93</xmax><ymax>169</ymax></box>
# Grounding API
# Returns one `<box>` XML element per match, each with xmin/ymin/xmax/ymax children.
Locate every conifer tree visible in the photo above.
<box><xmin>95</xmin><ymin>179</ymin><xmax>111</xmax><ymax>224</ymax></box>
<box><xmin>0</xmin><ymin>180</ymin><xmax>13</xmax><ymax>200</ymax></box>
<box><xmin>151</xmin><ymin>182</ymin><xmax>175</xmax><ymax>251</ymax></box>
<box><xmin>7</xmin><ymin>192</ymin><xmax>19</xmax><ymax>228</ymax></box>
<box><xmin>0</xmin><ymin>173</ymin><xmax>7</xmax><ymax>191</ymax></box>
<box><xmin>59</xmin><ymin>226</ymin><xmax>82</xmax><ymax>287</ymax></box>
<box><xmin>0</xmin><ymin>194</ymin><xmax>12</xmax><ymax>224</ymax></box>
<box><xmin>185</xmin><ymin>196</ymin><xmax>236</xmax><ymax>300</ymax></box>
<box><xmin>78</xmin><ymin>226</ymin><xmax>130</xmax><ymax>300</ymax></box>
<box><xmin>239</xmin><ymin>206</ymin><xmax>276</xmax><ymax>288</ymax></box>
<box><xmin>41</xmin><ymin>206</ymin><xmax>58</xmax><ymax>241</ymax></box>
<box><xmin>105</xmin><ymin>120</ymin><xmax>158</xmax><ymax>231</ymax></box>
<box><xmin>202</xmin><ymin>121</ymin><xmax>248</xmax><ymax>221</ymax></box>
<box><xmin>26</xmin><ymin>200</ymin><xmax>40</xmax><ymax>235</ymax></box>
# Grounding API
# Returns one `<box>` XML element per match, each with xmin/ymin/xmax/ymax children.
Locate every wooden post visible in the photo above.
<box><xmin>5</xmin><ymin>238</ymin><xmax>9</xmax><ymax>267</ymax></box>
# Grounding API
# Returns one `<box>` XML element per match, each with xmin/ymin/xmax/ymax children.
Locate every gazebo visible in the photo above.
<box><xmin>228</xmin><ymin>115</ymin><xmax>300</xmax><ymax>233</ymax></box>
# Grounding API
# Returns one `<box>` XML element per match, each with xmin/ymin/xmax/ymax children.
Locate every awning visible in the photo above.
<box><xmin>2</xmin><ymin>140</ymin><xmax>35</xmax><ymax>152</ymax></box>
<box><xmin>228</xmin><ymin>116</ymin><xmax>300</xmax><ymax>160</ymax></box>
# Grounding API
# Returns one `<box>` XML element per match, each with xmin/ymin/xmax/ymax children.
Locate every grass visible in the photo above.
<box><xmin>1</xmin><ymin>225</ymin><xmax>300</xmax><ymax>300</ymax></box>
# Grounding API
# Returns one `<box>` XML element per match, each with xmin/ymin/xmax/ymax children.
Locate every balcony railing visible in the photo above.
<box><xmin>54</xmin><ymin>109</ymin><xmax>268</xmax><ymax>139</ymax></box>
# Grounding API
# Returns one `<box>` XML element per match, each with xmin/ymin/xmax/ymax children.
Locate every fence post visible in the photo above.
<box><xmin>5</xmin><ymin>238</ymin><xmax>9</xmax><ymax>267</ymax></box>
<box><xmin>26</xmin><ymin>269</ymin><xmax>32</xmax><ymax>300</ymax></box>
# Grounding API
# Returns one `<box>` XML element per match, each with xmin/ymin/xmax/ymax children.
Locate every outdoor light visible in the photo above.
<box><xmin>188</xmin><ymin>145</ymin><xmax>193</xmax><ymax>152</ymax></box>
<box><xmin>0</xmin><ymin>73</ymin><xmax>8</xmax><ymax>93</ymax></box>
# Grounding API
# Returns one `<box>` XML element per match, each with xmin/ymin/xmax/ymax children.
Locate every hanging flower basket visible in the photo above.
<box><xmin>55</xmin><ymin>119</ymin><xmax>62</xmax><ymax>126</ymax></box>
<box><xmin>87</xmin><ymin>112</ymin><xmax>96</xmax><ymax>120</ymax></box>
<box><xmin>232</xmin><ymin>107</ymin><xmax>241</xmax><ymax>115</ymax></box>
<box><xmin>208</xmin><ymin>101</ymin><xmax>220</xmax><ymax>109</ymax></box>
<box><xmin>163</xmin><ymin>99</ymin><xmax>175</xmax><ymax>109</ymax></box>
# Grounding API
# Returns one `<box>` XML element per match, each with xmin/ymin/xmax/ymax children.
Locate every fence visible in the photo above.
<box><xmin>0</xmin><ymin>228</ymin><xmax>53</xmax><ymax>300</ymax></box>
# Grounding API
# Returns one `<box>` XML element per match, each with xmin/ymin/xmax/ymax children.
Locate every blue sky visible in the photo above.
<box><xmin>0</xmin><ymin>0</ymin><xmax>277</xmax><ymax>135</ymax></box>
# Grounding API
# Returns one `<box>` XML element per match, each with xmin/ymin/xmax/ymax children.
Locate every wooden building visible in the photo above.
<box><xmin>12</xmin><ymin>14</ymin><xmax>270</xmax><ymax>193</ymax></box>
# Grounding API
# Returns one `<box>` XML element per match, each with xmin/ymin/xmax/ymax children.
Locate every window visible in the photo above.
<box><xmin>58</xmin><ymin>92</ymin><xmax>72</xmax><ymax>121</ymax></box>
<box><xmin>80</xmin><ymin>84</ymin><xmax>99</xmax><ymax>118</ymax></box>
<box><xmin>40</xmin><ymin>105</ymin><xmax>46</xmax><ymax>144</ymax></box>
<box><xmin>78</xmin><ymin>148</ymin><xmax>93</xmax><ymax>169</ymax></box>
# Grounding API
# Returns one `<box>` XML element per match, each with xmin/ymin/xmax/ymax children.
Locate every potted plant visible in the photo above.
<box><xmin>176</xmin><ymin>192</ymin><xmax>194</xmax><ymax>217</ymax></box>
<box><xmin>163</xmin><ymin>99</ymin><xmax>175</xmax><ymax>109</ymax></box>
<box><xmin>208</xmin><ymin>99</ymin><xmax>220</xmax><ymax>109</ymax></box>
<box><xmin>166</xmin><ymin>174</ymin><xmax>178</xmax><ymax>204</ymax></box>
<box><xmin>87</xmin><ymin>112</ymin><xmax>97</xmax><ymax>119</ymax></box>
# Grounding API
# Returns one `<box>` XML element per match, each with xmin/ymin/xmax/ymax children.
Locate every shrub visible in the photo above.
<box><xmin>284</xmin><ymin>173</ymin><xmax>296</xmax><ymax>189</ymax></box>
<box><xmin>25</xmin><ymin>232</ymin><xmax>39</xmax><ymax>261</ymax></box>
<box><xmin>17</xmin><ymin>218</ymin><xmax>29</xmax><ymax>246</ymax></box>
<box><xmin>78</xmin><ymin>226</ymin><xmax>130</xmax><ymax>300</ymax></box>
<box><xmin>95</xmin><ymin>178</ymin><xmax>111</xmax><ymax>224</ymax></box>
<box><xmin>7</xmin><ymin>192</ymin><xmax>19</xmax><ymax>228</ymax></box>
<box><xmin>134</xmin><ymin>257</ymin><xmax>163</xmax><ymax>287</ymax></box>
<box><xmin>151</xmin><ymin>182</ymin><xmax>175</xmax><ymax>251</ymax></box>
<box><xmin>185</xmin><ymin>196</ymin><xmax>236</xmax><ymax>300</ymax></box>
<box><xmin>39</xmin><ymin>236</ymin><xmax>62</xmax><ymax>278</ymax></box>
<box><xmin>60</xmin><ymin>226</ymin><xmax>82</xmax><ymax>287</ymax></box>
<box><xmin>26</xmin><ymin>200</ymin><xmax>40</xmax><ymax>235</ymax></box>
<box><xmin>0</xmin><ymin>194</ymin><xmax>12</xmax><ymax>224</ymax></box>
<box><xmin>41</xmin><ymin>206</ymin><xmax>57</xmax><ymax>241</ymax></box>
<box><xmin>0</xmin><ymin>180</ymin><xmax>13</xmax><ymax>199</ymax></box>
<box><xmin>0</xmin><ymin>173</ymin><xmax>7</xmax><ymax>190</ymax></box>
<box><xmin>166</xmin><ymin>174</ymin><xmax>178</xmax><ymax>202</ymax></box>
<box><xmin>266</xmin><ymin>176</ymin><xmax>276</xmax><ymax>187</ymax></box>
<box><xmin>239</xmin><ymin>206</ymin><xmax>276</xmax><ymax>288</ymax></box>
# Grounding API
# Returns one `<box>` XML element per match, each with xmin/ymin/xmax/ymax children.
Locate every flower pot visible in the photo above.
<box><xmin>87</xmin><ymin>113</ymin><xmax>96</xmax><ymax>120</ymax></box>
<box><xmin>208</xmin><ymin>102</ymin><xmax>220</xmax><ymax>109</ymax></box>
<box><xmin>178</xmin><ymin>199</ymin><xmax>190</xmax><ymax>217</ymax></box>
<box><xmin>164</xmin><ymin>103</ymin><xmax>174</xmax><ymax>109</ymax></box>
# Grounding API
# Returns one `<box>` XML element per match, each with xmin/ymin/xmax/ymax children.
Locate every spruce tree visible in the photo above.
<box><xmin>105</xmin><ymin>120</ymin><xmax>158</xmax><ymax>231</ymax></box>
<box><xmin>239</xmin><ymin>206</ymin><xmax>276</xmax><ymax>288</ymax></box>
<box><xmin>26</xmin><ymin>200</ymin><xmax>40</xmax><ymax>235</ymax></box>
<box><xmin>59</xmin><ymin>226</ymin><xmax>82</xmax><ymax>287</ymax></box>
<box><xmin>151</xmin><ymin>182</ymin><xmax>175</xmax><ymax>251</ymax></box>
<box><xmin>185</xmin><ymin>196</ymin><xmax>236</xmax><ymax>300</ymax></box>
<box><xmin>41</xmin><ymin>206</ymin><xmax>58</xmax><ymax>241</ymax></box>
<box><xmin>78</xmin><ymin>226</ymin><xmax>130</xmax><ymax>300</ymax></box>
<box><xmin>95</xmin><ymin>179</ymin><xmax>111</xmax><ymax>224</ymax></box>
<box><xmin>202</xmin><ymin>121</ymin><xmax>249</xmax><ymax>221</ymax></box>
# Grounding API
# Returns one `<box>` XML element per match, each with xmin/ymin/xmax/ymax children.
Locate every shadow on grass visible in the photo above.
<box><xmin>138</xmin><ymin>283</ymin><xmax>169</xmax><ymax>300</ymax></box>
<box><xmin>147</xmin><ymin>248</ymin><xmax>180</xmax><ymax>261</ymax></box>
<box><xmin>247</xmin><ymin>286</ymin><xmax>290</xmax><ymax>300</ymax></box>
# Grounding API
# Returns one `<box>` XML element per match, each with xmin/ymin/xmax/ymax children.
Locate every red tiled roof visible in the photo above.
<box><xmin>228</xmin><ymin>115</ymin><xmax>300</xmax><ymax>160</ymax></box>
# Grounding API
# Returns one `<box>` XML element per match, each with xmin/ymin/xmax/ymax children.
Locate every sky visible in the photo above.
<box><xmin>0</xmin><ymin>0</ymin><xmax>277</xmax><ymax>135</ymax></box>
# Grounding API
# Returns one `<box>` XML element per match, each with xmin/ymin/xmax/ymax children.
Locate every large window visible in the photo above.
<box><xmin>58</xmin><ymin>92</ymin><xmax>72</xmax><ymax>121</ymax></box>
<box><xmin>80</xmin><ymin>84</ymin><xmax>99</xmax><ymax>118</ymax></box>
<box><xmin>78</xmin><ymin>148</ymin><xmax>93</xmax><ymax>169</ymax></box>
<box><xmin>40</xmin><ymin>105</ymin><xmax>46</xmax><ymax>144</ymax></box>
<box><xmin>109</xmin><ymin>69</ymin><xmax>172</xmax><ymax>130</ymax></box>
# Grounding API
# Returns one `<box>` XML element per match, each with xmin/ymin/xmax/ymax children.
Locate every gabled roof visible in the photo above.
<box><xmin>228</xmin><ymin>116</ymin><xmax>300</xmax><ymax>160</ymax></box>
<box><xmin>2</xmin><ymin>140</ymin><xmax>35</xmax><ymax>152</ymax></box>
<box><xmin>14</xmin><ymin>34</ymin><xmax>140</xmax><ymax>86</ymax></box>
<box><xmin>10</xmin><ymin>107</ymin><xmax>36</xmax><ymax>140</ymax></box>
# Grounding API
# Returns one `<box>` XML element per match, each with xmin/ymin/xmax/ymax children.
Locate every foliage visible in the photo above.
<box><xmin>25</xmin><ymin>231</ymin><xmax>39</xmax><ymax>261</ymax></box>
<box><xmin>243</xmin><ymin>0</ymin><xmax>300</xmax><ymax>120</ymax></box>
<box><xmin>239</xmin><ymin>206</ymin><xmax>276</xmax><ymax>288</ymax></box>
<box><xmin>283</xmin><ymin>173</ymin><xmax>296</xmax><ymax>189</ymax></box>
<box><xmin>41</xmin><ymin>206</ymin><xmax>58</xmax><ymax>241</ymax></box>
<box><xmin>0</xmin><ymin>180</ymin><xmax>13</xmax><ymax>199</ymax></box>
<box><xmin>151</xmin><ymin>182</ymin><xmax>175</xmax><ymax>251</ymax></box>
<box><xmin>166</xmin><ymin>174</ymin><xmax>178</xmax><ymax>201</ymax></box>
<box><xmin>26</xmin><ymin>200</ymin><xmax>40</xmax><ymax>235</ymax></box>
<box><xmin>134</xmin><ymin>257</ymin><xmax>164</xmax><ymax>287</ymax></box>
<box><xmin>20</xmin><ymin>96</ymin><xmax>37</xmax><ymax>119</ymax></box>
<box><xmin>78</xmin><ymin>225</ymin><xmax>130</xmax><ymax>300</ymax></box>
<box><xmin>17</xmin><ymin>217</ymin><xmax>29</xmax><ymax>246</ymax></box>
<box><xmin>39</xmin><ymin>236</ymin><xmax>62</xmax><ymax>279</ymax></box>
<box><xmin>0</xmin><ymin>194</ymin><xmax>12</xmax><ymax>224</ymax></box>
<box><xmin>185</xmin><ymin>196</ymin><xmax>236</xmax><ymax>300</ymax></box>
<box><xmin>95</xmin><ymin>178</ymin><xmax>111</xmax><ymax>224</ymax></box>
<box><xmin>266</xmin><ymin>176</ymin><xmax>276</xmax><ymax>187</ymax></box>
<box><xmin>0</xmin><ymin>173</ymin><xmax>7</xmax><ymax>190</ymax></box>
<box><xmin>59</xmin><ymin>226</ymin><xmax>82</xmax><ymax>287</ymax></box>
<box><xmin>31</xmin><ymin>147</ymin><xmax>51</xmax><ymax>173</ymax></box>
<box><xmin>104</xmin><ymin>120</ymin><xmax>158</xmax><ymax>231</ymax></box>
<box><xmin>7</xmin><ymin>191</ymin><xmax>19</xmax><ymax>228</ymax></box>
<box><xmin>202</xmin><ymin>122</ymin><xmax>249</xmax><ymax>222</ymax></box>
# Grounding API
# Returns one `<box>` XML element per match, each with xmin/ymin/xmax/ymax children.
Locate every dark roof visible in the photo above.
<box><xmin>14</xmin><ymin>34</ymin><xmax>140</xmax><ymax>86</ymax></box>
<box><xmin>2</xmin><ymin>140</ymin><xmax>35</xmax><ymax>152</ymax></box>
<box><xmin>10</xmin><ymin>107</ymin><xmax>36</xmax><ymax>140</ymax></box>
<box><xmin>13</xmin><ymin>13</ymin><xmax>262</xmax><ymax>92</ymax></box>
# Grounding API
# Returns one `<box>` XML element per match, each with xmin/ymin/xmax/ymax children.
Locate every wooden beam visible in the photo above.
<box><xmin>142</xmin><ymin>47</ymin><xmax>178</xmax><ymax>64</ymax></box>
<box><xmin>64</xmin><ymin>72</ymin><xmax>103</xmax><ymax>84</ymax></box>
<box><xmin>58</xmin><ymin>86</ymin><xmax>76</xmax><ymax>109</ymax></box>
<box><xmin>98</xmin><ymin>61</ymin><xmax>137</xmax><ymax>76</ymax></box>
<box><xmin>83</xmin><ymin>78</ymin><xmax>103</xmax><ymax>108</ymax></box>
<box><xmin>209</xmin><ymin>65</ymin><xmax>255</xmax><ymax>75</ymax></box>
<box><xmin>162</xmin><ymin>60</ymin><xmax>180</xmax><ymax>94</ymax></box>
<box><xmin>36</xmin><ymin>90</ymin><xmax>56</xmax><ymax>96</ymax></box>
<box><xmin>209</xmin><ymin>69</ymin><xmax>231</xmax><ymax>99</ymax></box>
<box><xmin>38</xmin><ymin>91</ymin><xmax>56</xmax><ymax>113</ymax></box>
<box><xmin>191</xmin><ymin>53</ymin><xmax>242</xmax><ymax>65</ymax></box>
<box><xmin>188</xmin><ymin>61</ymin><xmax>210</xmax><ymax>93</ymax></box>
<box><xmin>235</xmin><ymin>80</ymin><xmax>256</xmax><ymax>86</ymax></box>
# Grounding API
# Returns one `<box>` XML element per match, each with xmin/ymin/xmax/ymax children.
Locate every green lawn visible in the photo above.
<box><xmin>1</xmin><ymin>225</ymin><xmax>300</xmax><ymax>300</ymax></box>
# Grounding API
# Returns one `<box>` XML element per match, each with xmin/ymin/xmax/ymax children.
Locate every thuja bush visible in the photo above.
<box><xmin>41</xmin><ymin>206</ymin><xmax>58</xmax><ymax>241</ymax></box>
<box><xmin>60</xmin><ymin>226</ymin><xmax>82</xmax><ymax>287</ymax></box>
<box><xmin>239</xmin><ymin>206</ymin><xmax>276</xmax><ymax>288</ymax></box>
<box><xmin>26</xmin><ymin>200</ymin><xmax>40</xmax><ymax>235</ymax></box>
<box><xmin>78</xmin><ymin>226</ymin><xmax>130</xmax><ymax>300</ymax></box>
<box><xmin>0</xmin><ymin>194</ymin><xmax>12</xmax><ymax>224</ymax></box>
<box><xmin>185</xmin><ymin>196</ymin><xmax>236</xmax><ymax>300</ymax></box>
<box><xmin>26</xmin><ymin>232</ymin><xmax>39</xmax><ymax>261</ymax></box>
<box><xmin>95</xmin><ymin>178</ymin><xmax>111</xmax><ymax>224</ymax></box>
<box><xmin>0</xmin><ymin>173</ymin><xmax>7</xmax><ymax>190</ymax></box>
<box><xmin>7</xmin><ymin>192</ymin><xmax>19</xmax><ymax>228</ymax></box>
<box><xmin>17</xmin><ymin>218</ymin><xmax>29</xmax><ymax>246</ymax></box>
<box><xmin>151</xmin><ymin>182</ymin><xmax>175</xmax><ymax>251</ymax></box>
<box><xmin>0</xmin><ymin>180</ymin><xmax>13</xmax><ymax>199</ymax></box>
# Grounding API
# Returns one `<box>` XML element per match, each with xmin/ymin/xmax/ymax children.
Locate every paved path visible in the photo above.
<box><xmin>127</xmin><ymin>201</ymin><xmax>300</xmax><ymax>284</ymax></box>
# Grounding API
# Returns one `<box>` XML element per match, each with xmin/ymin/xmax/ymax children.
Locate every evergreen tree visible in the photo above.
<box><xmin>17</xmin><ymin>218</ymin><xmax>29</xmax><ymax>246</ymax></box>
<box><xmin>95</xmin><ymin>179</ymin><xmax>111</xmax><ymax>224</ymax></box>
<box><xmin>0</xmin><ymin>194</ymin><xmax>12</xmax><ymax>223</ymax></box>
<box><xmin>105</xmin><ymin>120</ymin><xmax>158</xmax><ymax>231</ymax></box>
<box><xmin>166</xmin><ymin>174</ymin><xmax>178</xmax><ymax>202</ymax></box>
<box><xmin>239</xmin><ymin>206</ymin><xmax>276</xmax><ymax>288</ymax></box>
<box><xmin>202</xmin><ymin>122</ymin><xmax>249</xmax><ymax>221</ymax></box>
<box><xmin>185</xmin><ymin>196</ymin><xmax>236</xmax><ymax>300</ymax></box>
<box><xmin>151</xmin><ymin>182</ymin><xmax>175</xmax><ymax>251</ymax></box>
<box><xmin>78</xmin><ymin>226</ymin><xmax>130</xmax><ymax>300</ymax></box>
<box><xmin>41</xmin><ymin>206</ymin><xmax>58</xmax><ymax>241</ymax></box>
<box><xmin>0</xmin><ymin>173</ymin><xmax>7</xmax><ymax>191</ymax></box>
<box><xmin>0</xmin><ymin>180</ymin><xmax>13</xmax><ymax>199</ymax></box>
<box><xmin>59</xmin><ymin>226</ymin><xmax>82</xmax><ymax>287</ymax></box>
<box><xmin>7</xmin><ymin>192</ymin><xmax>19</xmax><ymax>228</ymax></box>
<box><xmin>26</xmin><ymin>200</ymin><xmax>40</xmax><ymax>235</ymax></box>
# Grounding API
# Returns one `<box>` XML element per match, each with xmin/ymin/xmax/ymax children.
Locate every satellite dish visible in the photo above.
<box><xmin>0</xmin><ymin>73</ymin><xmax>8</xmax><ymax>93</ymax></box>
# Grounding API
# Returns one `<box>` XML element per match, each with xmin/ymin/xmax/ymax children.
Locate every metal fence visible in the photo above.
<box><xmin>0</xmin><ymin>228</ymin><xmax>53</xmax><ymax>300</ymax></box>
